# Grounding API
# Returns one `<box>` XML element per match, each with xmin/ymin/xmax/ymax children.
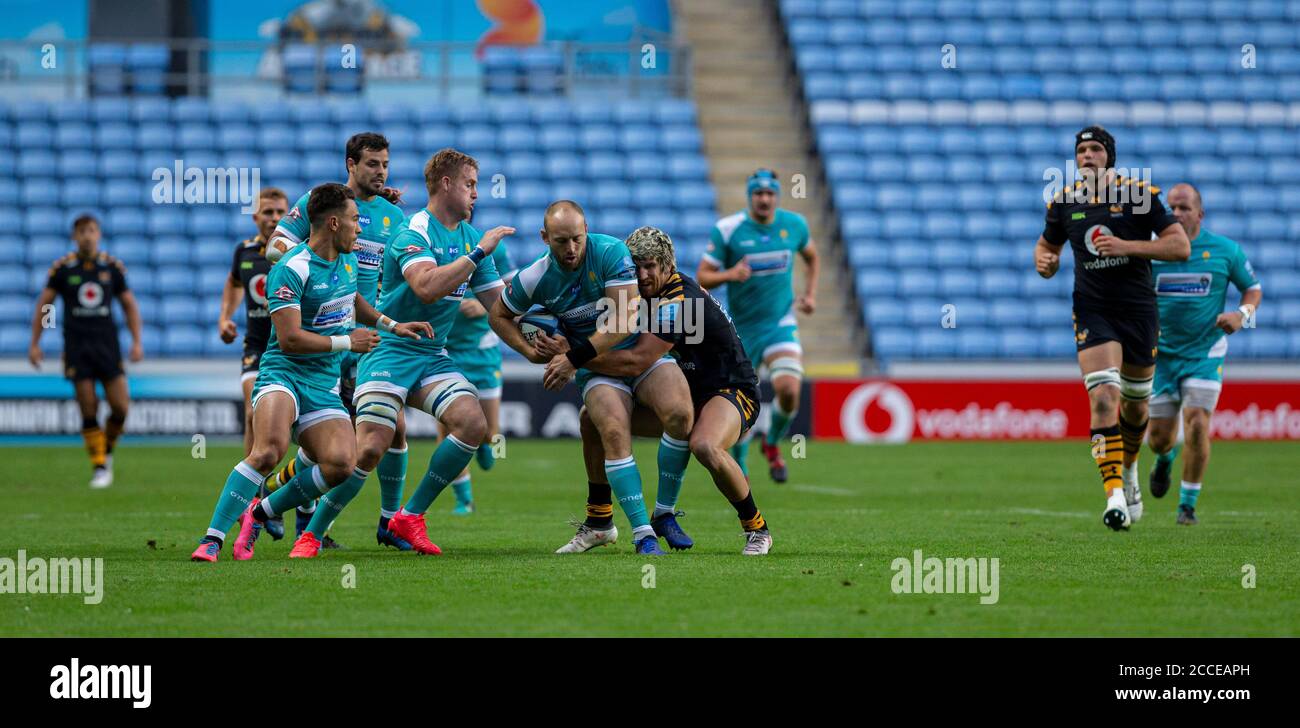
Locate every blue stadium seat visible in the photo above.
<box><xmin>870</xmin><ymin>327</ymin><xmax>914</xmax><ymax>361</ymax></box>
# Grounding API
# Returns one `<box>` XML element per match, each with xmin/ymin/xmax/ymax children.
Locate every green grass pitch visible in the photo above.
<box><xmin>1</xmin><ymin>439</ymin><xmax>1296</xmax><ymax>636</ymax></box>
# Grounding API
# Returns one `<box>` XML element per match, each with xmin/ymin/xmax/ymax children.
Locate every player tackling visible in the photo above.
<box><xmin>558</xmin><ymin>227</ymin><xmax>773</xmax><ymax>554</ymax></box>
<box><xmin>1034</xmin><ymin>126</ymin><xmax>1190</xmax><ymax>531</ymax></box>
<box><xmin>490</xmin><ymin>201</ymin><xmax>696</xmax><ymax>555</ymax></box>
<box><xmin>1146</xmin><ymin>183</ymin><xmax>1262</xmax><ymax>525</ymax></box>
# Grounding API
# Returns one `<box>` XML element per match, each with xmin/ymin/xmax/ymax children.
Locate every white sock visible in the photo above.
<box><xmin>653</xmin><ymin>503</ymin><xmax>675</xmax><ymax>518</ymax></box>
<box><xmin>1180</xmin><ymin>481</ymin><xmax>1202</xmax><ymax>492</ymax></box>
<box><xmin>632</xmin><ymin>525</ymin><xmax>656</xmax><ymax>541</ymax></box>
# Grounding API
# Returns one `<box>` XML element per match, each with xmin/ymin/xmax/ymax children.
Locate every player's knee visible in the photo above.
<box><xmin>1120</xmin><ymin>372</ymin><xmax>1154</xmax><ymax>403</ymax></box>
<box><xmin>1084</xmin><ymin>367</ymin><xmax>1121</xmax><ymax>415</ymax></box>
<box><xmin>596</xmin><ymin>422</ymin><xmax>630</xmax><ymax>454</ymax></box>
<box><xmin>689</xmin><ymin>436</ymin><xmax>727</xmax><ymax>472</ymax></box>
<box><xmin>454</xmin><ymin>414</ymin><xmax>487</xmax><ymax>448</ymax></box>
<box><xmin>317</xmin><ymin>456</ymin><xmax>354</xmax><ymax>486</ymax></box>
<box><xmin>245</xmin><ymin>446</ymin><xmax>280</xmax><ymax>474</ymax></box>
<box><xmin>1148</xmin><ymin>425</ymin><xmax>1175</xmax><ymax>452</ymax></box>
<box><xmin>661</xmin><ymin>405</ymin><xmax>693</xmax><ymax>440</ymax></box>
<box><xmin>1185</xmin><ymin>409</ymin><xmax>1211</xmax><ymax>439</ymax></box>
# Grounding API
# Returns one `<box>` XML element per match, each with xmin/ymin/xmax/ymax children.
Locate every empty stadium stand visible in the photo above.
<box><xmin>0</xmin><ymin>96</ymin><xmax>713</xmax><ymax>359</ymax></box>
<box><xmin>781</xmin><ymin>0</ymin><xmax>1300</xmax><ymax>362</ymax></box>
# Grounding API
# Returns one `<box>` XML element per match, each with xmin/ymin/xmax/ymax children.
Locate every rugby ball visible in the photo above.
<box><xmin>518</xmin><ymin>311</ymin><xmax>560</xmax><ymax>344</ymax></box>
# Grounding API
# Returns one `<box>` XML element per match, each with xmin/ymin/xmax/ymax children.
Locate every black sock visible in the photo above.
<box><xmin>201</xmin><ymin>535</ymin><xmax>222</xmax><ymax>547</ymax></box>
<box><xmin>730</xmin><ymin>493</ymin><xmax>767</xmax><ymax>531</ymax></box>
<box><xmin>379</xmin><ymin>515</ymin><xmax>390</xmax><ymax>530</ymax></box>
<box><xmin>584</xmin><ymin>481</ymin><xmax>614</xmax><ymax>527</ymax></box>
<box><xmin>251</xmin><ymin>502</ymin><xmax>269</xmax><ymax>523</ymax></box>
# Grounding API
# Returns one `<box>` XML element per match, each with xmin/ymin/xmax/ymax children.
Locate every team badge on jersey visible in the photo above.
<box><xmin>274</xmin><ymin>285</ymin><xmax>295</xmax><ymax>301</ymax></box>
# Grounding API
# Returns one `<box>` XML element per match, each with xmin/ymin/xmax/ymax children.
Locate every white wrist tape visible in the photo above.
<box><xmin>330</xmin><ymin>335</ymin><xmax>351</xmax><ymax>352</ymax></box>
<box><xmin>377</xmin><ymin>316</ymin><xmax>398</xmax><ymax>333</ymax></box>
<box><xmin>1239</xmin><ymin>304</ymin><xmax>1255</xmax><ymax>320</ymax></box>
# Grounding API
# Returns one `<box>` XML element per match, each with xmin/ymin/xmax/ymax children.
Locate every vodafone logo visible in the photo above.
<box><xmin>77</xmin><ymin>282</ymin><xmax>104</xmax><ymax>308</ymax></box>
<box><xmin>840</xmin><ymin>382</ymin><xmax>915</xmax><ymax>443</ymax></box>
<box><xmin>249</xmin><ymin>273</ymin><xmax>268</xmax><ymax>306</ymax></box>
<box><xmin>1084</xmin><ymin>224</ymin><xmax>1112</xmax><ymax>256</ymax></box>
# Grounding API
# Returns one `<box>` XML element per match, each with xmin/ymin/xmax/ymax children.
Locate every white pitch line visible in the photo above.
<box><xmin>790</xmin><ymin>484</ymin><xmax>858</xmax><ymax>497</ymax></box>
<box><xmin>1006</xmin><ymin>507</ymin><xmax>1092</xmax><ymax>519</ymax></box>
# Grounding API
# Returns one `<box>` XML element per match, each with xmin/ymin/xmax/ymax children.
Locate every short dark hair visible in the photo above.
<box><xmin>345</xmin><ymin>132</ymin><xmax>389</xmax><ymax>167</ymax></box>
<box><xmin>71</xmin><ymin>214</ymin><xmax>99</xmax><ymax>233</ymax></box>
<box><xmin>306</xmin><ymin>183</ymin><xmax>355</xmax><ymax>227</ymax></box>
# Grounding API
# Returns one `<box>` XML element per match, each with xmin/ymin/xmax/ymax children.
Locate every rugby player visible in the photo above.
<box><xmin>288</xmin><ymin>148</ymin><xmax>512</xmax><ymax>557</ymax></box>
<box><xmin>264</xmin><ymin>133</ymin><xmax>409</xmax><ymax>548</ymax></box>
<box><xmin>218</xmin><ymin>187</ymin><xmax>288</xmax><ymax>457</ymax></box>
<box><xmin>1034</xmin><ymin>126</ymin><xmax>1190</xmax><ymax>531</ymax></box>
<box><xmin>217</xmin><ymin>188</ymin><xmax>290</xmax><ymax>537</ymax></box>
<box><xmin>1147</xmin><ymin>183</ymin><xmax>1262</xmax><ymax>525</ymax></box>
<box><xmin>191</xmin><ymin>183</ymin><xmax>430</xmax><ymax>562</ymax></box>
<box><xmin>29</xmin><ymin>214</ymin><xmax>143</xmax><ymax>488</ymax></box>
<box><xmin>559</xmin><ymin>227</ymin><xmax>773</xmax><ymax>555</ymax></box>
<box><xmin>697</xmin><ymin>169</ymin><xmax>818</xmax><ymax>484</ymax></box>
<box><xmin>489</xmin><ymin>202</ymin><xmax>695</xmax><ymax>555</ymax></box>
<box><xmin>442</xmin><ymin>233</ymin><xmax>517</xmax><ymax>515</ymax></box>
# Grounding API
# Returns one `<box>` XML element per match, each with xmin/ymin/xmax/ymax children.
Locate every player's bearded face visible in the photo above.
<box><xmin>351</xmin><ymin>149</ymin><xmax>389</xmax><ymax>196</ymax></box>
<box><xmin>634</xmin><ymin>257</ymin><xmax>667</xmax><ymax>297</ymax></box>
<box><xmin>750</xmin><ymin>189</ymin><xmax>776</xmax><ymax>218</ymax></box>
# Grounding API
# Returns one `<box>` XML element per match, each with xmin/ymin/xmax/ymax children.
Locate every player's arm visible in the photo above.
<box><xmin>27</xmin><ymin>287</ymin><xmax>56</xmax><ymax>369</ymax></box>
<box><xmin>1034</xmin><ymin>235</ymin><xmax>1065</xmax><ymax>278</ymax></box>
<box><xmin>1218</xmin><ymin>250</ymin><xmax>1264</xmax><ymax>334</ymax></box>
<box><xmin>584</xmin><ymin>332</ymin><xmax>673</xmax><ymax>378</ymax></box>
<box><xmin>489</xmin><ymin>296</ymin><xmax>546</xmax><ymax>364</ymax></box>
<box><xmin>118</xmin><ymin>290</ymin><xmax>144</xmax><ymax>362</ymax></box>
<box><xmin>271</xmin><ymin>307</ymin><xmax>379</xmax><ymax>353</ymax></box>
<box><xmin>1093</xmin><ymin>222</ymin><xmax>1190</xmax><ymax>261</ymax></box>
<box><xmin>697</xmin><ymin>227</ymin><xmax>748</xmax><ymax>289</ymax></box>
<box><xmin>797</xmin><ymin>239</ymin><xmax>820</xmax><ymax>314</ymax></box>
<box><xmin>459</xmin><ymin>298</ymin><xmax>487</xmax><ymax>318</ymax></box>
<box><xmin>542</xmin><ymin>283</ymin><xmax>639</xmax><ymax>388</ymax></box>
<box><xmin>218</xmin><ymin>274</ymin><xmax>242</xmax><ymax>344</ymax></box>
<box><xmin>353</xmin><ymin>293</ymin><xmax>432</xmax><ymax>340</ymax></box>
<box><xmin>1035</xmin><ymin>196</ymin><xmax>1069</xmax><ymax>278</ymax></box>
<box><xmin>404</xmin><ymin>226</ymin><xmax>514</xmax><ymax>304</ymax></box>
<box><xmin>267</xmin><ymin>195</ymin><xmax>310</xmax><ymax>263</ymax></box>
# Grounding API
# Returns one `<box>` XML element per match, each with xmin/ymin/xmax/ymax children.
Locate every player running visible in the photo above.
<box><xmin>287</xmin><ymin>148</ymin><xmax>512</xmax><ymax>558</ymax></box>
<box><xmin>441</xmin><ymin>233</ymin><xmax>517</xmax><ymax>515</ymax></box>
<box><xmin>697</xmin><ymin>169</ymin><xmax>818</xmax><ymax>484</ymax></box>
<box><xmin>191</xmin><ymin>183</ymin><xmax>430</xmax><ymax>562</ymax></box>
<box><xmin>1147</xmin><ymin>183</ymin><xmax>1262</xmax><ymax>525</ymax></box>
<box><xmin>218</xmin><ymin>187</ymin><xmax>290</xmax><ymax>538</ymax></box>
<box><xmin>29</xmin><ymin>214</ymin><xmax>143</xmax><ymax>488</ymax></box>
<box><xmin>489</xmin><ymin>201</ymin><xmax>696</xmax><ymax>556</ymax></box>
<box><xmin>1033</xmin><ymin>126</ymin><xmax>1190</xmax><ymax>531</ymax></box>
<box><xmin>264</xmin><ymin>133</ymin><xmax>409</xmax><ymax>549</ymax></box>
<box><xmin>219</xmin><ymin>187</ymin><xmax>288</xmax><ymax>455</ymax></box>
<box><xmin>560</xmin><ymin>227</ymin><xmax>773</xmax><ymax>554</ymax></box>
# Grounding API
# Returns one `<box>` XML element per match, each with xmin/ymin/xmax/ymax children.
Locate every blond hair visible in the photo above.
<box><xmin>625</xmin><ymin>226</ymin><xmax>676</xmax><ymax>273</ymax></box>
<box><xmin>424</xmin><ymin>148</ymin><xmax>478</xmax><ymax>196</ymax></box>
